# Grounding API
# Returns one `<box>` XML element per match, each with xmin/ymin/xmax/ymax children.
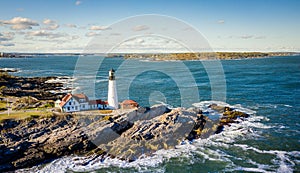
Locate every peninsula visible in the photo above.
<box><xmin>0</xmin><ymin>71</ymin><xmax>251</xmax><ymax>171</ymax></box>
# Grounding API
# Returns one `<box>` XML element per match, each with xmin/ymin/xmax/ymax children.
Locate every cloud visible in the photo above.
<box><xmin>71</xmin><ymin>35</ymin><xmax>79</xmax><ymax>40</ymax></box>
<box><xmin>0</xmin><ymin>17</ymin><xmax>39</xmax><ymax>30</ymax></box>
<box><xmin>65</xmin><ymin>24</ymin><xmax>77</xmax><ymax>28</ymax></box>
<box><xmin>89</xmin><ymin>25</ymin><xmax>111</xmax><ymax>30</ymax></box>
<box><xmin>255</xmin><ymin>36</ymin><xmax>266</xmax><ymax>39</ymax></box>
<box><xmin>240</xmin><ymin>35</ymin><xmax>253</xmax><ymax>39</ymax></box>
<box><xmin>110</xmin><ymin>33</ymin><xmax>121</xmax><ymax>36</ymax></box>
<box><xmin>116</xmin><ymin>36</ymin><xmax>184</xmax><ymax>53</ymax></box>
<box><xmin>229</xmin><ymin>35</ymin><xmax>259</xmax><ymax>39</ymax></box>
<box><xmin>0</xmin><ymin>32</ymin><xmax>15</xmax><ymax>41</ymax></box>
<box><xmin>132</xmin><ymin>25</ymin><xmax>149</xmax><ymax>31</ymax></box>
<box><xmin>43</xmin><ymin>19</ymin><xmax>55</xmax><ymax>25</ymax></box>
<box><xmin>26</xmin><ymin>30</ymin><xmax>66</xmax><ymax>39</ymax></box>
<box><xmin>85</xmin><ymin>32</ymin><xmax>101</xmax><ymax>37</ymax></box>
<box><xmin>217</xmin><ymin>20</ymin><xmax>225</xmax><ymax>24</ymax></box>
<box><xmin>42</xmin><ymin>24</ymin><xmax>59</xmax><ymax>30</ymax></box>
<box><xmin>0</xmin><ymin>43</ymin><xmax>15</xmax><ymax>47</ymax></box>
<box><xmin>25</xmin><ymin>30</ymin><xmax>79</xmax><ymax>43</ymax></box>
<box><xmin>42</xmin><ymin>19</ymin><xmax>59</xmax><ymax>30</ymax></box>
<box><xmin>75</xmin><ymin>1</ymin><xmax>82</xmax><ymax>5</ymax></box>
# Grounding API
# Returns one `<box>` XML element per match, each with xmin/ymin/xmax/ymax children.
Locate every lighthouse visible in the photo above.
<box><xmin>107</xmin><ymin>68</ymin><xmax>118</xmax><ymax>109</ymax></box>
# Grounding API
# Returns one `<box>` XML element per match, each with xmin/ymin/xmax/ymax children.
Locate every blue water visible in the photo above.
<box><xmin>0</xmin><ymin>56</ymin><xmax>299</xmax><ymax>172</ymax></box>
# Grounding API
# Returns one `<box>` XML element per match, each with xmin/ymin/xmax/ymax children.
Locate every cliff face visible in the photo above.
<box><xmin>0</xmin><ymin>104</ymin><xmax>249</xmax><ymax>171</ymax></box>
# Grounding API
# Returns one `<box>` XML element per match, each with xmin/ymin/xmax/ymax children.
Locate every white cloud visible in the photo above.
<box><xmin>75</xmin><ymin>1</ymin><xmax>82</xmax><ymax>5</ymax></box>
<box><xmin>43</xmin><ymin>19</ymin><xmax>55</xmax><ymax>25</ymax></box>
<box><xmin>26</xmin><ymin>30</ymin><xmax>66</xmax><ymax>39</ymax></box>
<box><xmin>132</xmin><ymin>25</ymin><xmax>149</xmax><ymax>31</ymax></box>
<box><xmin>85</xmin><ymin>31</ymin><xmax>101</xmax><ymax>37</ymax></box>
<box><xmin>43</xmin><ymin>24</ymin><xmax>59</xmax><ymax>30</ymax></box>
<box><xmin>0</xmin><ymin>43</ymin><xmax>15</xmax><ymax>47</ymax></box>
<box><xmin>0</xmin><ymin>17</ymin><xmax>39</xmax><ymax>30</ymax></box>
<box><xmin>255</xmin><ymin>36</ymin><xmax>266</xmax><ymax>39</ymax></box>
<box><xmin>42</xmin><ymin>19</ymin><xmax>59</xmax><ymax>30</ymax></box>
<box><xmin>25</xmin><ymin>30</ymin><xmax>80</xmax><ymax>43</ymax></box>
<box><xmin>115</xmin><ymin>36</ymin><xmax>185</xmax><ymax>53</ymax></box>
<box><xmin>229</xmin><ymin>35</ymin><xmax>265</xmax><ymax>40</ymax></box>
<box><xmin>65</xmin><ymin>24</ymin><xmax>77</xmax><ymax>28</ymax></box>
<box><xmin>0</xmin><ymin>32</ymin><xmax>15</xmax><ymax>41</ymax></box>
<box><xmin>110</xmin><ymin>33</ymin><xmax>121</xmax><ymax>36</ymax></box>
<box><xmin>0</xmin><ymin>32</ymin><xmax>15</xmax><ymax>47</ymax></box>
<box><xmin>240</xmin><ymin>35</ymin><xmax>253</xmax><ymax>39</ymax></box>
<box><xmin>89</xmin><ymin>25</ymin><xmax>111</xmax><ymax>30</ymax></box>
<box><xmin>71</xmin><ymin>35</ymin><xmax>80</xmax><ymax>40</ymax></box>
<box><xmin>217</xmin><ymin>20</ymin><xmax>225</xmax><ymax>24</ymax></box>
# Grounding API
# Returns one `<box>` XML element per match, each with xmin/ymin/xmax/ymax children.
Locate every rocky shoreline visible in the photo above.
<box><xmin>0</xmin><ymin>72</ymin><xmax>71</xmax><ymax>100</ymax></box>
<box><xmin>0</xmin><ymin>104</ymin><xmax>249</xmax><ymax>171</ymax></box>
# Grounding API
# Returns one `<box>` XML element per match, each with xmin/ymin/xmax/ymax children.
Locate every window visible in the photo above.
<box><xmin>83</xmin><ymin>105</ymin><xmax>85</xmax><ymax>109</ymax></box>
<box><xmin>75</xmin><ymin>106</ymin><xmax>78</xmax><ymax>110</ymax></box>
<box><xmin>69</xmin><ymin>102</ymin><xmax>71</xmax><ymax>105</ymax></box>
<box><xmin>67</xmin><ymin>107</ymin><xmax>70</xmax><ymax>111</ymax></box>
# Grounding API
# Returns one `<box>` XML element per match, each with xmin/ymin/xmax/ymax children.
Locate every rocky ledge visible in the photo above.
<box><xmin>0</xmin><ymin>104</ymin><xmax>249</xmax><ymax>171</ymax></box>
<box><xmin>0</xmin><ymin>72</ymin><xmax>70</xmax><ymax>100</ymax></box>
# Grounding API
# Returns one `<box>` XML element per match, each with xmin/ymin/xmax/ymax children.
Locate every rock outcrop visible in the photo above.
<box><xmin>0</xmin><ymin>104</ymin><xmax>250</xmax><ymax>171</ymax></box>
<box><xmin>0</xmin><ymin>72</ymin><xmax>70</xmax><ymax>100</ymax></box>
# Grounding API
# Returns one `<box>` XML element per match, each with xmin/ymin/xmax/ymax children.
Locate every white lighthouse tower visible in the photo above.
<box><xmin>107</xmin><ymin>68</ymin><xmax>118</xmax><ymax>109</ymax></box>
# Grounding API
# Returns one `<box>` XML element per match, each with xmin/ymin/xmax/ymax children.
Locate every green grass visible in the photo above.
<box><xmin>0</xmin><ymin>101</ymin><xmax>7</xmax><ymax>111</ymax></box>
<box><xmin>0</xmin><ymin>110</ymin><xmax>52</xmax><ymax>121</ymax></box>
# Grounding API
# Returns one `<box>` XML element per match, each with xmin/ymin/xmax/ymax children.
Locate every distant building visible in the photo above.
<box><xmin>121</xmin><ymin>100</ymin><xmax>139</xmax><ymax>109</ymax></box>
<box><xmin>57</xmin><ymin>93</ymin><xmax>108</xmax><ymax>112</ymax></box>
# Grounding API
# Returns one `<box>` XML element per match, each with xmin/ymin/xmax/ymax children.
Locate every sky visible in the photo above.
<box><xmin>0</xmin><ymin>0</ymin><xmax>299</xmax><ymax>53</ymax></box>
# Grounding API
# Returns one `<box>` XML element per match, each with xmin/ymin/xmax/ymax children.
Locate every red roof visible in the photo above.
<box><xmin>122</xmin><ymin>100</ymin><xmax>138</xmax><ymax>105</ymax></box>
<box><xmin>60</xmin><ymin>93</ymin><xmax>89</xmax><ymax>107</ymax></box>
<box><xmin>73</xmin><ymin>93</ymin><xmax>89</xmax><ymax>101</ymax></box>
<box><xmin>89</xmin><ymin>99</ymin><xmax>108</xmax><ymax>105</ymax></box>
<box><xmin>60</xmin><ymin>93</ymin><xmax>72</xmax><ymax>107</ymax></box>
<box><xmin>89</xmin><ymin>100</ymin><xmax>97</xmax><ymax>105</ymax></box>
<box><xmin>59</xmin><ymin>93</ymin><xmax>108</xmax><ymax>107</ymax></box>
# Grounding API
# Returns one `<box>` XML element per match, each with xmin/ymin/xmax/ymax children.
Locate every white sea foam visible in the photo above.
<box><xmin>233</xmin><ymin>144</ymin><xmax>299</xmax><ymax>173</ymax></box>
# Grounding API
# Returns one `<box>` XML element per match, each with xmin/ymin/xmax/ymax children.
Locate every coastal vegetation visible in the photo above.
<box><xmin>122</xmin><ymin>52</ymin><xmax>297</xmax><ymax>61</ymax></box>
<box><xmin>0</xmin><ymin>110</ymin><xmax>52</xmax><ymax>122</ymax></box>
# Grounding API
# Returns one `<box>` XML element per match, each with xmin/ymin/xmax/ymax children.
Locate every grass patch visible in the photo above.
<box><xmin>99</xmin><ymin>110</ymin><xmax>113</xmax><ymax>114</ymax></box>
<box><xmin>0</xmin><ymin>110</ymin><xmax>52</xmax><ymax>121</ymax></box>
<box><xmin>0</xmin><ymin>101</ymin><xmax>7</xmax><ymax>110</ymax></box>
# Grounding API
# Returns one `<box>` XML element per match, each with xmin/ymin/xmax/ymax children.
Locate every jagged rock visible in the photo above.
<box><xmin>0</xmin><ymin>104</ymin><xmax>250</xmax><ymax>171</ymax></box>
<box><xmin>0</xmin><ymin>73</ymin><xmax>65</xmax><ymax>100</ymax></box>
<box><xmin>98</xmin><ymin>108</ymin><xmax>198</xmax><ymax>160</ymax></box>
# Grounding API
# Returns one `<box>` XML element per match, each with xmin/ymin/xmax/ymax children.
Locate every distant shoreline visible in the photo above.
<box><xmin>0</xmin><ymin>52</ymin><xmax>299</xmax><ymax>60</ymax></box>
<box><xmin>120</xmin><ymin>52</ymin><xmax>299</xmax><ymax>61</ymax></box>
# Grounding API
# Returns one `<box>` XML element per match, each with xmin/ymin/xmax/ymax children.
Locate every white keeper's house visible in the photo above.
<box><xmin>55</xmin><ymin>93</ymin><xmax>108</xmax><ymax>112</ymax></box>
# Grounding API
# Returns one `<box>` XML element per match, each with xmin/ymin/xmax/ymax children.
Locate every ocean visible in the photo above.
<box><xmin>0</xmin><ymin>55</ymin><xmax>299</xmax><ymax>172</ymax></box>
